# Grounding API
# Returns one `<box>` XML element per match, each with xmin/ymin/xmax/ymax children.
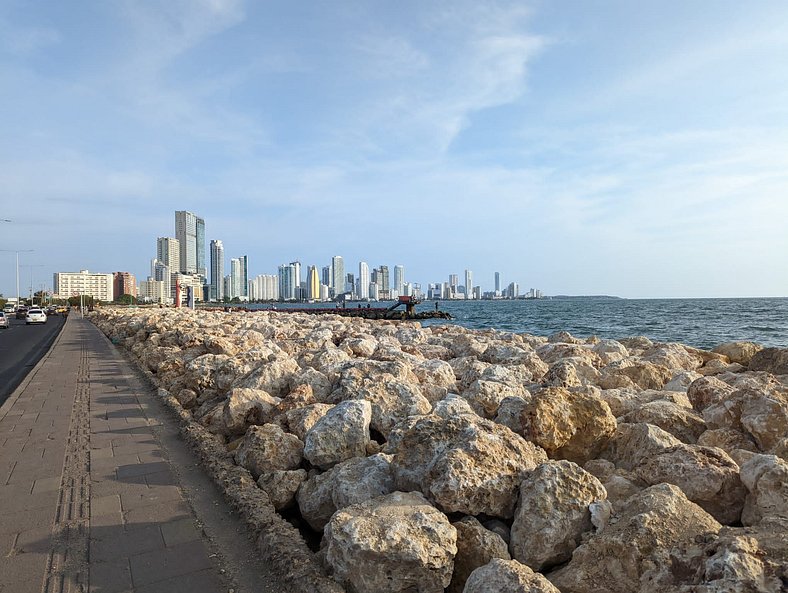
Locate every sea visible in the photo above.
<box><xmin>247</xmin><ymin>297</ymin><xmax>788</xmax><ymax>350</ymax></box>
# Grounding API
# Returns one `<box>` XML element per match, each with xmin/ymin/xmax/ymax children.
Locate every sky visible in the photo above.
<box><xmin>1</xmin><ymin>0</ymin><xmax>787</xmax><ymax>299</ymax></box>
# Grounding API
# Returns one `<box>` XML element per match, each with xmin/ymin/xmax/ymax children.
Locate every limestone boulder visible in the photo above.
<box><xmin>480</xmin><ymin>343</ymin><xmax>537</xmax><ymax>365</ymax></box>
<box><xmin>330</xmin><ymin>453</ymin><xmax>396</xmax><ymax>510</ymax></box>
<box><xmin>303</xmin><ymin>399</ymin><xmax>371</xmax><ymax>470</ymax></box>
<box><xmin>222</xmin><ymin>388</ymin><xmax>281</xmax><ymax>435</ymax></box>
<box><xmin>687</xmin><ymin>376</ymin><xmax>736</xmax><ymax>412</ymax></box>
<box><xmin>494</xmin><ymin>396</ymin><xmax>530</xmax><ymax>434</ymax></box>
<box><xmin>592</xmin><ymin>339</ymin><xmax>629</xmax><ymax>365</ymax></box>
<box><xmin>748</xmin><ymin>347</ymin><xmax>788</xmax><ymax>374</ymax></box>
<box><xmin>412</xmin><ymin>359</ymin><xmax>457</xmax><ymax>403</ymax></box>
<box><xmin>392</xmin><ymin>414</ymin><xmax>548</xmax><ymax>518</ymax></box>
<box><xmin>284</xmin><ymin>403</ymin><xmax>334</xmax><ymax>441</ymax></box>
<box><xmin>292</xmin><ymin>367</ymin><xmax>335</xmax><ymax>402</ymax></box>
<box><xmin>324</xmin><ymin>491</ymin><xmax>457</xmax><ymax>593</ymax></box>
<box><xmin>703</xmin><ymin>388</ymin><xmax>788</xmax><ymax>452</ymax></box>
<box><xmin>236</xmin><ymin>355</ymin><xmax>300</xmax><ymax>397</ymax></box>
<box><xmin>631</xmin><ymin>444</ymin><xmax>746</xmax><ymax>525</ymax></box>
<box><xmin>740</xmin><ymin>454</ymin><xmax>788</xmax><ymax>526</ymax></box>
<box><xmin>342</xmin><ymin>336</ymin><xmax>378</xmax><ymax>358</ymax></box>
<box><xmin>355</xmin><ymin>378</ymin><xmax>432</xmax><ymax>437</ymax></box>
<box><xmin>510</xmin><ymin>460</ymin><xmax>607</xmax><ymax>571</ymax></box>
<box><xmin>697</xmin><ymin>428</ymin><xmax>759</xmax><ymax>456</ymax></box>
<box><xmin>518</xmin><ymin>387</ymin><xmax>617</xmax><ymax>464</ymax></box>
<box><xmin>433</xmin><ymin>393</ymin><xmax>479</xmax><ymax>419</ymax></box>
<box><xmin>663</xmin><ymin>370</ymin><xmax>703</xmax><ymax>392</ymax></box>
<box><xmin>643</xmin><ymin>343</ymin><xmax>703</xmax><ymax>371</ymax></box>
<box><xmin>296</xmin><ymin>469</ymin><xmax>336</xmax><ymax>531</ymax></box>
<box><xmin>619</xmin><ymin>400</ymin><xmax>706</xmax><ymax>443</ymax></box>
<box><xmin>447</xmin><ymin>516</ymin><xmax>511</xmax><ymax>593</ymax></box>
<box><xmin>713</xmin><ymin>341</ymin><xmax>763</xmax><ymax>365</ymax></box>
<box><xmin>184</xmin><ymin>353</ymin><xmax>231</xmax><ymax>391</ymax></box>
<box><xmin>549</xmin><ymin>484</ymin><xmax>722</xmax><ymax>593</ymax></box>
<box><xmin>537</xmin><ymin>343</ymin><xmax>600</xmax><ymax>367</ymax></box>
<box><xmin>604</xmin><ymin>360</ymin><xmax>673</xmax><ymax>390</ymax></box>
<box><xmin>602</xmin><ymin>422</ymin><xmax>682</xmax><ymax>470</ymax></box>
<box><xmin>462</xmin><ymin>379</ymin><xmax>527</xmax><ymax>419</ymax></box>
<box><xmin>464</xmin><ymin>559</ymin><xmax>561</xmax><ymax>593</ymax></box>
<box><xmin>256</xmin><ymin>469</ymin><xmax>307</xmax><ymax>511</ymax></box>
<box><xmin>174</xmin><ymin>387</ymin><xmax>197</xmax><ymax>409</ymax></box>
<box><xmin>234</xmin><ymin>423</ymin><xmax>304</xmax><ymax>478</ymax></box>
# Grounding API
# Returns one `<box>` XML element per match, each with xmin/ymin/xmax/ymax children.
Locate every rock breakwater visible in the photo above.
<box><xmin>90</xmin><ymin>308</ymin><xmax>788</xmax><ymax>593</ymax></box>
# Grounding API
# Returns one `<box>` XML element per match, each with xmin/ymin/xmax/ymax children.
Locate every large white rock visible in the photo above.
<box><xmin>448</xmin><ymin>516</ymin><xmax>510</xmax><ymax>593</ymax></box>
<box><xmin>463</xmin><ymin>559</ymin><xmax>561</xmax><ymax>593</ymax></box>
<box><xmin>510</xmin><ymin>460</ymin><xmax>607</xmax><ymax>571</ymax></box>
<box><xmin>303</xmin><ymin>399</ymin><xmax>371</xmax><ymax>470</ymax></box>
<box><xmin>234</xmin><ymin>423</ymin><xmax>304</xmax><ymax>478</ymax></box>
<box><xmin>739</xmin><ymin>454</ymin><xmax>788</xmax><ymax>526</ymax></box>
<box><xmin>324</xmin><ymin>491</ymin><xmax>457</xmax><ymax>593</ymax></box>
<box><xmin>236</xmin><ymin>355</ymin><xmax>300</xmax><ymax>397</ymax></box>
<box><xmin>222</xmin><ymin>388</ymin><xmax>281</xmax><ymax>435</ymax></box>
<box><xmin>392</xmin><ymin>414</ymin><xmax>547</xmax><ymax>518</ymax></box>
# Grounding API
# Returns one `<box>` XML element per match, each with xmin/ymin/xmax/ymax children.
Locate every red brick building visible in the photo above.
<box><xmin>112</xmin><ymin>272</ymin><xmax>137</xmax><ymax>299</ymax></box>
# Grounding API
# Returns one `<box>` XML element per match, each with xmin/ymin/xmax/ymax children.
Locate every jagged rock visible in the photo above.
<box><xmin>663</xmin><ymin>370</ymin><xmax>703</xmax><ymax>392</ymax></box>
<box><xmin>605</xmin><ymin>360</ymin><xmax>673</xmax><ymax>390</ymax></box>
<box><xmin>412</xmin><ymin>359</ymin><xmax>457</xmax><ymax>403</ymax></box>
<box><xmin>703</xmin><ymin>388</ymin><xmax>788</xmax><ymax>452</ymax></box>
<box><xmin>464</xmin><ymin>559</ymin><xmax>561</xmax><ymax>593</ymax></box>
<box><xmin>184</xmin><ymin>353</ymin><xmax>231</xmax><ymax>391</ymax></box>
<box><xmin>592</xmin><ymin>339</ymin><xmax>629</xmax><ymax>365</ymax></box>
<box><xmin>739</xmin><ymin>454</ymin><xmax>788</xmax><ymax>526</ymax></box>
<box><xmin>355</xmin><ymin>378</ymin><xmax>432</xmax><ymax>437</ymax></box>
<box><xmin>602</xmin><ymin>422</ymin><xmax>682</xmax><ymax>470</ymax></box>
<box><xmin>494</xmin><ymin>396</ymin><xmax>530</xmax><ymax>434</ymax></box>
<box><xmin>236</xmin><ymin>355</ymin><xmax>300</xmax><ymax>397</ymax></box>
<box><xmin>292</xmin><ymin>367</ymin><xmax>334</xmax><ymax>402</ymax></box>
<box><xmin>518</xmin><ymin>387</ymin><xmax>617</xmax><ymax>464</ymax></box>
<box><xmin>284</xmin><ymin>403</ymin><xmax>334</xmax><ymax>441</ymax></box>
<box><xmin>462</xmin><ymin>379</ymin><xmax>527</xmax><ymax>418</ymax></box>
<box><xmin>303</xmin><ymin>399</ymin><xmax>371</xmax><ymax>470</ymax></box>
<box><xmin>296</xmin><ymin>469</ymin><xmax>335</xmax><ymax>531</ymax></box>
<box><xmin>549</xmin><ymin>484</ymin><xmax>722</xmax><ymax>593</ymax></box>
<box><xmin>222</xmin><ymin>388</ymin><xmax>281</xmax><ymax>435</ymax></box>
<box><xmin>631</xmin><ymin>444</ymin><xmax>746</xmax><ymax>525</ymax></box>
<box><xmin>510</xmin><ymin>460</ymin><xmax>607</xmax><ymax>571</ymax></box>
<box><xmin>234</xmin><ymin>423</ymin><xmax>304</xmax><ymax>478</ymax></box>
<box><xmin>174</xmin><ymin>387</ymin><xmax>197</xmax><ymax>409</ymax></box>
<box><xmin>748</xmin><ymin>347</ymin><xmax>788</xmax><ymax>374</ymax></box>
<box><xmin>330</xmin><ymin>453</ymin><xmax>396</xmax><ymax>510</ymax></box>
<box><xmin>619</xmin><ymin>335</ymin><xmax>654</xmax><ymax>351</ymax></box>
<box><xmin>434</xmin><ymin>393</ymin><xmax>479</xmax><ymax>419</ymax></box>
<box><xmin>619</xmin><ymin>400</ymin><xmax>706</xmax><ymax>443</ymax></box>
<box><xmin>392</xmin><ymin>414</ymin><xmax>547</xmax><ymax>518</ymax></box>
<box><xmin>699</xmin><ymin>358</ymin><xmax>746</xmax><ymax>376</ymax></box>
<box><xmin>688</xmin><ymin>376</ymin><xmax>736</xmax><ymax>412</ymax></box>
<box><xmin>324</xmin><ymin>491</ymin><xmax>457</xmax><ymax>593</ymax></box>
<box><xmin>256</xmin><ymin>469</ymin><xmax>307</xmax><ymax>510</ymax></box>
<box><xmin>342</xmin><ymin>336</ymin><xmax>378</xmax><ymax>357</ymax></box>
<box><xmin>697</xmin><ymin>428</ymin><xmax>759</xmax><ymax>456</ymax></box>
<box><xmin>643</xmin><ymin>343</ymin><xmax>703</xmax><ymax>371</ymax></box>
<box><xmin>548</xmin><ymin>330</ymin><xmax>583</xmax><ymax>344</ymax></box>
<box><xmin>448</xmin><ymin>516</ymin><xmax>511</xmax><ymax>593</ymax></box>
<box><xmin>713</xmin><ymin>341</ymin><xmax>764</xmax><ymax>365</ymax></box>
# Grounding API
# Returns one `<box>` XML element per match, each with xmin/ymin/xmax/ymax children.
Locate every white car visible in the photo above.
<box><xmin>26</xmin><ymin>308</ymin><xmax>47</xmax><ymax>325</ymax></box>
<box><xmin>0</xmin><ymin>311</ymin><xmax>8</xmax><ymax>329</ymax></box>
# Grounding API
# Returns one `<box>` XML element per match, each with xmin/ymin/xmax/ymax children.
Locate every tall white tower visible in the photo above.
<box><xmin>465</xmin><ymin>269</ymin><xmax>473</xmax><ymax>300</ymax></box>
<box><xmin>331</xmin><ymin>256</ymin><xmax>344</xmax><ymax>297</ymax></box>
<box><xmin>394</xmin><ymin>265</ymin><xmax>405</xmax><ymax>296</ymax></box>
<box><xmin>358</xmin><ymin>262</ymin><xmax>369</xmax><ymax>299</ymax></box>
<box><xmin>210</xmin><ymin>240</ymin><xmax>224</xmax><ymax>301</ymax></box>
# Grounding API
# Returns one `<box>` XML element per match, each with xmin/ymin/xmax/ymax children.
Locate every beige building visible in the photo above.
<box><xmin>139</xmin><ymin>280</ymin><xmax>167</xmax><ymax>303</ymax></box>
<box><xmin>53</xmin><ymin>270</ymin><xmax>114</xmax><ymax>301</ymax></box>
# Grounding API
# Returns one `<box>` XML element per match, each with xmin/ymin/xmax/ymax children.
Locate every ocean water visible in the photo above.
<box><xmin>244</xmin><ymin>297</ymin><xmax>787</xmax><ymax>350</ymax></box>
<box><xmin>418</xmin><ymin>297</ymin><xmax>788</xmax><ymax>350</ymax></box>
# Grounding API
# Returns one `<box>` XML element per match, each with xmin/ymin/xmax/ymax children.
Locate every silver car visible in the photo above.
<box><xmin>25</xmin><ymin>308</ymin><xmax>47</xmax><ymax>325</ymax></box>
<box><xmin>0</xmin><ymin>311</ymin><xmax>8</xmax><ymax>329</ymax></box>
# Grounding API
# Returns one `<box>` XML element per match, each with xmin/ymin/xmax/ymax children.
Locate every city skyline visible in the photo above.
<box><xmin>2</xmin><ymin>2</ymin><xmax>787</xmax><ymax>299</ymax></box>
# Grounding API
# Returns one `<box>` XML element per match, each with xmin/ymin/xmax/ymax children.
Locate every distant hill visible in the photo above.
<box><xmin>548</xmin><ymin>295</ymin><xmax>624</xmax><ymax>300</ymax></box>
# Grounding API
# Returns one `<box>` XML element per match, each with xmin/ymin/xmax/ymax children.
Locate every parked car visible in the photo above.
<box><xmin>0</xmin><ymin>311</ymin><xmax>8</xmax><ymax>329</ymax></box>
<box><xmin>3</xmin><ymin>303</ymin><xmax>14</xmax><ymax>315</ymax></box>
<box><xmin>16</xmin><ymin>306</ymin><xmax>28</xmax><ymax>319</ymax></box>
<box><xmin>25</xmin><ymin>308</ymin><xmax>47</xmax><ymax>325</ymax></box>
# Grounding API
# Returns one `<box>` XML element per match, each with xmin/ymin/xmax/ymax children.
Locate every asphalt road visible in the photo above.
<box><xmin>0</xmin><ymin>313</ymin><xmax>67</xmax><ymax>405</ymax></box>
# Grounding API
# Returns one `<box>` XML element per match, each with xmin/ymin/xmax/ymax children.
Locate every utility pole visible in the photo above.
<box><xmin>0</xmin><ymin>248</ymin><xmax>34</xmax><ymax>308</ymax></box>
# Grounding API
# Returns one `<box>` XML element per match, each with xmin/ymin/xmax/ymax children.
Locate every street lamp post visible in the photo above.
<box><xmin>0</xmin><ymin>249</ymin><xmax>34</xmax><ymax>309</ymax></box>
<box><xmin>21</xmin><ymin>264</ymin><xmax>44</xmax><ymax>306</ymax></box>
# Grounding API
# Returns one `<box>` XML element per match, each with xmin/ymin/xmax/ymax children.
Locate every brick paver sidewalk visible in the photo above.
<box><xmin>0</xmin><ymin>315</ymin><xmax>228</xmax><ymax>593</ymax></box>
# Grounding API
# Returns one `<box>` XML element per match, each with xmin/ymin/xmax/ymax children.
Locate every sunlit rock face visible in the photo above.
<box><xmin>89</xmin><ymin>309</ymin><xmax>788</xmax><ymax>592</ymax></box>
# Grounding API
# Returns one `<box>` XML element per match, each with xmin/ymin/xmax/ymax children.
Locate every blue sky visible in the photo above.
<box><xmin>1</xmin><ymin>0</ymin><xmax>787</xmax><ymax>299</ymax></box>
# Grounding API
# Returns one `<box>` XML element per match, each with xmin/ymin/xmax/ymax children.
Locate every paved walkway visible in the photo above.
<box><xmin>0</xmin><ymin>315</ymin><xmax>231</xmax><ymax>593</ymax></box>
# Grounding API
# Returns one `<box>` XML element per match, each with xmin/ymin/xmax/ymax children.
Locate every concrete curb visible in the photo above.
<box><xmin>89</xmin><ymin>317</ymin><xmax>347</xmax><ymax>593</ymax></box>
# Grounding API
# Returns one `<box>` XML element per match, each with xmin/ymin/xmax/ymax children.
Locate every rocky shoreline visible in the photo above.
<box><xmin>89</xmin><ymin>308</ymin><xmax>788</xmax><ymax>593</ymax></box>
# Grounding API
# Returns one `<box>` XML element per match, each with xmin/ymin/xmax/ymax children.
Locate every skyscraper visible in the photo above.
<box><xmin>307</xmin><ymin>265</ymin><xmax>320</xmax><ymax>300</ymax></box>
<box><xmin>156</xmin><ymin>237</ymin><xmax>180</xmax><ymax>272</ymax></box>
<box><xmin>210</xmin><ymin>240</ymin><xmax>224</xmax><ymax>301</ymax></box>
<box><xmin>494</xmin><ymin>272</ymin><xmax>501</xmax><ymax>294</ymax></box>
<box><xmin>240</xmin><ymin>255</ymin><xmax>248</xmax><ymax>297</ymax></box>
<box><xmin>465</xmin><ymin>270</ymin><xmax>473</xmax><ymax>300</ymax></box>
<box><xmin>394</xmin><ymin>265</ymin><xmax>405</xmax><ymax>296</ymax></box>
<box><xmin>175</xmin><ymin>211</ymin><xmax>205</xmax><ymax>275</ymax></box>
<box><xmin>377</xmin><ymin>265</ymin><xmax>390</xmax><ymax>292</ymax></box>
<box><xmin>230</xmin><ymin>258</ymin><xmax>242</xmax><ymax>298</ymax></box>
<box><xmin>358</xmin><ymin>262</ymin><xmax>369</xmax><ymax>299</ymax></box>
<box><xmin>331</xmin><ymin>256</ymin><xmax>344</xmax><ymax>297</ymax></box>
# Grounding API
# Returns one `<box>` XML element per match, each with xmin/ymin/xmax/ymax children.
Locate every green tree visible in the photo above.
<box><xmin>115</xmin><ymin>294</ymin><xmax>137</xmax><ymax>305</ymax></box>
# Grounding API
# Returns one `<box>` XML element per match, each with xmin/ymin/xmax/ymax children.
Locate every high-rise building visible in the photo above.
<box><xmin>377</xmin><ymin>265</ymin><xmax>390</xmax><ymax>292</ymax></box>
<box><xmin>394</xmin><ymin>265</ymin><xmax>405</xmax><ymax>296</ymax></box>
<box><xmin>156</xmin><ymin>237</ymin><xmax>180</xmax><ymax>271</ymax></box>
<box><xmin>331</xmin><ymin>256</ymin><xmax>344</xmax><ymax>297</ymax></box>
<box><xmin>507</xmin><ymin>282</ymin><xmax>519</xmax><ymax>298</ymax></box>
<box><xmin>278</xmin><ymin>263</ymin><xmax>299</xmax><ymax>300</ymax></box>
<box><xmin>465</xmin><ymin>270</ymin><xmax>473</xmax><ymax>300</ymax></box>
<box><xmin>494</xmin><ymin>272</ymin><xmax>501</xmax><ymax>294</ymax></box>
<box><xmin>358</xmin><ymin>262</ymin><xmax>369</xmax><ymax>299</ymax></box>
<box><xmin>112</xmin><ymin>272</ymin><xmax>137</xmax><ymax>299</ymax></box>
<box><xmin>239</xmin><ymin>255</ymin><xmax>248</xmax><ymax>298</ymax></box>
<box><xmin>139</xmin><ymin>280</ymin><xmax>166</xmax><ymax>303</ymax></box>
<box><xmin>230</xmin><ymin>258</ymin><xmax>241</xmax><ymax>299</ymax></box>
<box><xmin>345</xmin><ymin>273</ymin><xmax>355</xmax><ymax>295</ymax></box>
<box><xmin>53</xmin><ymin>270</ymin><xmax>114</xmax><ymax>301</ymax></box>
<box><xmin>210</xmin><ymin>240</ymin><xmax>224</xmax><ymax>301</ymax></box>
<box><xmin>322</xmin><ymin>266</ymin><xmax>331</xmax><ymax>288</ymax></box>
<box><xmin>307</xmin><ymin>266</ymin><xmax>320</xmax><ymax>300</ymax></box>
<box><xmin>175</xmin><ymin>211</ymin><xmax>205</xmax><ymax>275</ymax></box>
